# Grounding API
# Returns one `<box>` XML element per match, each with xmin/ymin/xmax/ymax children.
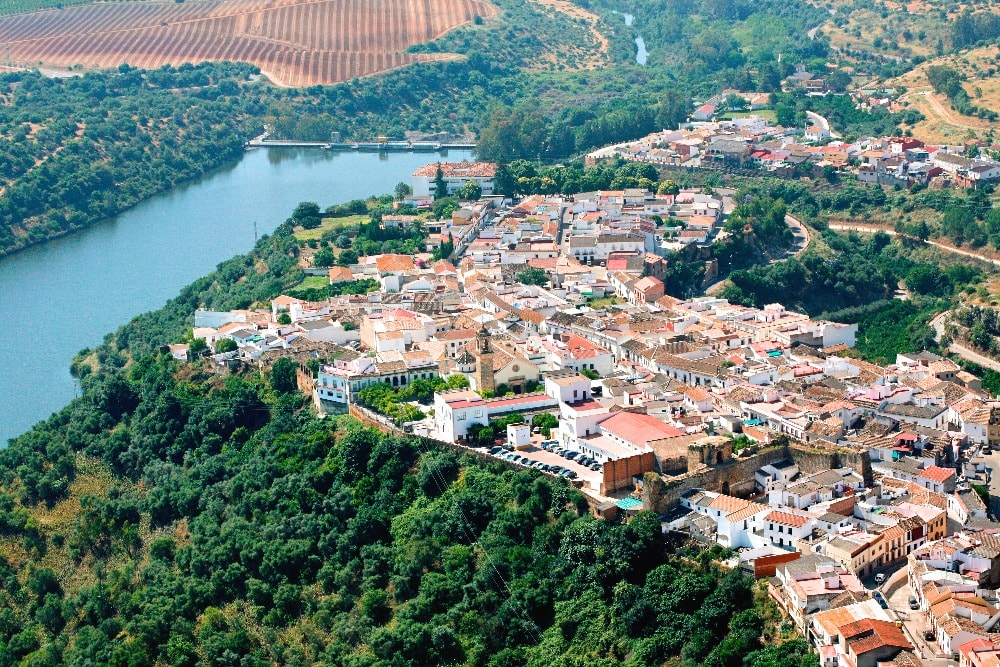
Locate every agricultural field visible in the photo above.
<box><xmin>891</xmin><ymin>45</ymin><xmax>1000</xmax><ymax>143</ymax></box>
<box><xmin>0</xmin><ymin>0</ymin><xmax>497</xmax><ymax>86</ymax></box>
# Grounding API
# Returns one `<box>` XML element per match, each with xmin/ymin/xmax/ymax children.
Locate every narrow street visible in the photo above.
<box><xmin>879</xmin><ymin>567</ymin><xmax>953</xmax><ymax>667</ymax></box>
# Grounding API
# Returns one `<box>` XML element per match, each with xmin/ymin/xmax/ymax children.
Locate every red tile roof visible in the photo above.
<box><xmin>841</xmin><ymin>619</ymin><xmax>911</xmax><ymax>654</ymax></box>
<box><xmin>412</xmin><ymin>161</ymin><xmax>496</xmax><ymax>178</ymax></box>
<box><xmin>766</xmin><ymin>510</ymin><xmax>810</xmax><ymax>528</ymax></box>
<box><xmin>435</xmin><ymin>328</ymin><xmax>477</xmax><ymax>341</ymax></box>
<box><xmin>375</xmin><ymin>254</ymin><xmax>416</xmax><ymax>273</ymax></box>
<box><xmin>597</xmin><ymin>411</ymin><xmax>685</xmax><ymax>446</ymax></box>
<box><xmin>918</xmin><ymin>465</ymin><xmax>956</xmax><ymax>483</ymax></box>
<box><xmin>562</xmin><ymin>333</ymin><xmax>607</xmax><ymax>360</ymax></box>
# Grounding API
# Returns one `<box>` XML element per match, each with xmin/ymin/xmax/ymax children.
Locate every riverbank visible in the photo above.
<box><xmin>0</xmin><ymin>148</ymin><xmax>472</xmax><ymax>445</ymax></box>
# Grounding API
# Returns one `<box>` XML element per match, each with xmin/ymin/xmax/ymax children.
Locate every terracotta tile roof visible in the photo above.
<box><xmin>766</xmin><ymin>510</ymin><xmax>810</xmax><ymax>528</ymax></box>
<box><xmin>434</xmin><ymin>328</ymin><xmax>477</xmax><ymax>341</ymax></box>
<box><xmin>328</xmin><ymin>266</ymin><xmax>354</xmax><ymax>282</ymax></box>
<box><xmin>412</xmin><ymin>161</ymin><xmax>496</xmax><ymax>178</ymax></box>
<box><xmin>375</xmin><ymin>253</ymin><xmax>416</xmax><ymax>273</ymax></box>
<box><xmin>518</xmin><ymin>309</ymin><xmax>546</xmax><ymax>325</ymax></box>
<box><xmin>727</xmin><ymin>503</ymin><xmax>770</xmax><ymax>522</ymax></box>
<box><xmin>841</xmin><ymin>619</ymin><xmax>911</xmax><ymax>654</ymax></box>
<box><xmin>561</xmin><ymin>333</ymin><xmax>607</xmax><ymax>359</ymax></box>
<box><xmin>813</xmin><ymin>604</ymin><xmax>866</xmax><ymax>636</ymax></box>
<box><xmin>598</xmin><ymin>411</ymin><xmax>685</xmax><ymax>446</ymax></box>
<box><xmin>708</xmin><ymin>494</ymin><xmax>753</xmax><ymax>513</ymax></box>
<box><xmin>918</xmin><ymin>466</ymin><xmax>956</xmax><ymax>483</ymax></box>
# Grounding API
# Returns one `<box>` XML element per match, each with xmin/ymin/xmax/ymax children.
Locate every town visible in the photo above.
<box><xmin>589</xmin><ymin>94</ymin><xmax>1000</xmax><ymax>190</ymax></box>
<box><xmin>171</xmin><ymin>156</ymin><xmax>1000</xmax><ymax>667</ymax></box>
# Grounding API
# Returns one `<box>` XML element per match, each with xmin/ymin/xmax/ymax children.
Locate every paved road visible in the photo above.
<box><xmin>883</xmin><ymin>572</ymin><xmax>952</xmax><ymax>667</ymax></box>
<box><xmin>806</xmin><ymin>110</ymin><xmax>838</xmax><ymax>139</ymax></box>
<box><xmin>930</xmin><ymin>310</ymin><xmax>1000</xmax><ymax>373</ymax></box>
<box><xmin>979</xmin><ymin>450</ymin><xmax>1000</xmax><ymax>517</ymax></box>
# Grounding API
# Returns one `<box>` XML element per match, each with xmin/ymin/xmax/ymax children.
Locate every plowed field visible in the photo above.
<box><xmin>0</xmin><ymin>0</ymin><xmax>496</xmax><ymax>86</ymax></box>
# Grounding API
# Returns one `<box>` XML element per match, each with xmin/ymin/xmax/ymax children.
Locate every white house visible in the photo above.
<box><xmin>764</xmin><ymin>509</ymin><xmax>817</xmax><ymax>550</ymax></box>
<box><xmin>412</xmin><ymin>161</ymin><xmax>497</xmax><ymax>198</ymax></box>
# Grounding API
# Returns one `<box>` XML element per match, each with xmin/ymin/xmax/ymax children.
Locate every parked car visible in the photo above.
<box><xmin>590</xmin><ymin>463</ymin><xmax>602</xmax><ymax>471</ymax></box>
<box><xmin>909</xmin><ymin>596</ymin><xmax>919</xmax><ymax>610</ymax></box>
<box><xmin>873</xmin><ymin>592</ymin><xmax>889</xmax><ymax>609</ymax></box>
<box><xmin>924</xmin><ymin>630</ymin><xmax>935</xmax><ymax>642</ymax></box>
<box><xmin>489</xmin><ymin>446</ymin><xmax>502</xmax><ymax>455</ymax></box>
<box><xmin>874</xmin><ymin>573</ymin><xmax>885</xmax><ymax>585</ymax></box>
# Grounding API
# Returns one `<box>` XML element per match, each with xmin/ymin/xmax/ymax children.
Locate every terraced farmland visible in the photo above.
<box><xmin>0</xmin><ymin>0</ymin><xmax>496</xmax><ymax>86</ymax></box>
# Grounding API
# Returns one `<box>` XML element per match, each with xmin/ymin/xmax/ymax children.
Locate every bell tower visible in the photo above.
<box><xmin>474</xmin><ymin>326</ymin><xmax>495</xmax><ymax>394</ymax></box>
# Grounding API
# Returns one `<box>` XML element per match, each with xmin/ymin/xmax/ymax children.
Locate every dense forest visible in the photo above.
<box><xmin>0</xmin><ymin>209</ymin><xmax>812</xmax><ymax>667</ymax></box>
<box><xmin>0</xmin><ymin>62</ymin><xmax>262</xmax><ymax>256</ymax></box>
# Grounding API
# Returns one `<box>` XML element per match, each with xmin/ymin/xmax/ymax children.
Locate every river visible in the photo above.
<box><xmin>621</xmin><ymin>12</ymin><xmax>648</xmax><ymax>65</ymax></box>
<box><xmin>0</xmin><ymin>147</ymin><xmax>473</xmax><ymax>444</ymax></box>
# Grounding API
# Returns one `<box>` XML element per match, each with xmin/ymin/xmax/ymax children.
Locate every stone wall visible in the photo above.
<box><xmin>643</xmin><ymin>441</ymin><xmax>872</xmax><ymax>513</ymax></box>
<box><xmin>789</xmin><ymin>443</ymin><xmax>873</xmax><ymax>486</ymax></box>
<box><xmin>603</xmin><ymin>452</ymin><xmax>656</xmax><ymax>494</ymax></box>
<box><xmin>644</xmin><ymin>445</ymin><xmax>790</xmax><ymax>513</ymax></box>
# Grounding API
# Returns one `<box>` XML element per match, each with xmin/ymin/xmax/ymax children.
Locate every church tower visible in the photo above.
<box><xmin>473</xmin><ymin>326</ymin><xmax>495</xmax><ymax>394</ymax></box>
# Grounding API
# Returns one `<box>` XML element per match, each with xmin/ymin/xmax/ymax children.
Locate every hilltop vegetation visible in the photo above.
<box><xmin>0</xmin><ymin>62</ymin><xmax>259</xmax><ymax>257</ymax></box>
<box><xmin>0</xmin><ymin>208</ymin><xmax>810</xmax><ymax>667</ymax></box>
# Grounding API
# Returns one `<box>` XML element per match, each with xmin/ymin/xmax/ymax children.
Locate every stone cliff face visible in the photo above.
<box><xmin>642</xmin><ymin>440</ymin><xmax>872</xmax><ymax>514</ymax></box>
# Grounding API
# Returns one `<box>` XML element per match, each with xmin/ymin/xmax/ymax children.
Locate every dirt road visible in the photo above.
<box><xmin>827</xmin><ymin>224</ymin><xmax>1000</xmax><ymax>267</ymax></box>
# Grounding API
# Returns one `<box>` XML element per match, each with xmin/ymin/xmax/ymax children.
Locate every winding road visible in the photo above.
<box><xmin>930</xmin><ymin>310</ymin><xmax>1000</xmax><ymax>373</ymax></box>
<box><xmin>825</xmin><ymin>223</ymin><xmax>1000</xmax><ymax>372</ymax></box>
<box><xmin>827</xmin><ymin>224</ymin><xmax>1000</xmax><ymax>268</ymax></box>
<box><xmin>703</xmin><ymin>208</ymin><xmax>811</xmax><ymax>295</ymax></box>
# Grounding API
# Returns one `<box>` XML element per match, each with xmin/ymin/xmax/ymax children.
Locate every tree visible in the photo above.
<box><xmin>292</xmin><ymin>201</ymin><xmax>322</xmax><ymax>229</ymax></box>
<box><xmin>532</xmin><ymin>412</ymin><xmax>558</xmax><ymax>437</ymax></box>
<box><xmin>215</xmin><ymin>338</ymin><xmax>237</xmax><ymax>353</ymax></box>
<box><xmin>394</xmin><ymin>182</ymin><xmax>412</xmax><ymax>200</ymax></box>
<box><xmin>312</xmin><ymin>246</ymin><xmax>335</xmax><ymax>267</ymax></box>
<box><xmin>494</xmin><ymin>162</ymin><xmax>516</xmax><ymax>197</ymax></box>
<box><xmin>337</xmin><ymin>249</ymin><xmax>359</xmax><ymax>265</ymax></box>
<box><xmin>270</xmin><ymin>357</ymin><xmax>298</xmax><ymax>393</ymax></box>
<box><xmin>724</xmin><ymin>93</ymin><xmax>749</xmax><ymax>111</ymax></box>
<box><xmin>455</xmin><ymin>180</ymin><xmax>482</xmax><ymax>201</ymax></box>
<box><xmin>658</xmin><ymin>180</ymin><xmax>680</xmax><ymax>196</ymax></box>
<box><xmin>433</xmin><ymin>163</ymin><xmax>448</xmax><ymax>200</ymax></box>
<box><xmin>433</xmin><ymin>232</ymin><xmax>454</xmax><ymax>261</ymax></box>
<box><xmin>433</xmin><ymin>197</ymin><xmax>460</xmax><ymax>220</ymax></box>
<box><xmin>516</xmin><ymin>267</ymin><xmax>548</xmax><ymax>286</ymax></box>
<box><xmin>775</xmin><ymin>104</ymin><xmax>796</xmax><ymax>128</ymax></box>
<box><xmin>826</xmin><ymin>69</ymin><xmax>852</xmax><ymax>93</ymax></box>
<box><xmin>276</xmin><ymin>312</ymin><xmax>292</xmax><ymax>325</ymax></box>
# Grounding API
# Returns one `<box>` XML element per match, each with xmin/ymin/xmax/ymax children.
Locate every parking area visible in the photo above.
<box><xmin>487</xmin><ymin>442</ymin><xmax>604</xmax><ymax>491</ymax></box>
